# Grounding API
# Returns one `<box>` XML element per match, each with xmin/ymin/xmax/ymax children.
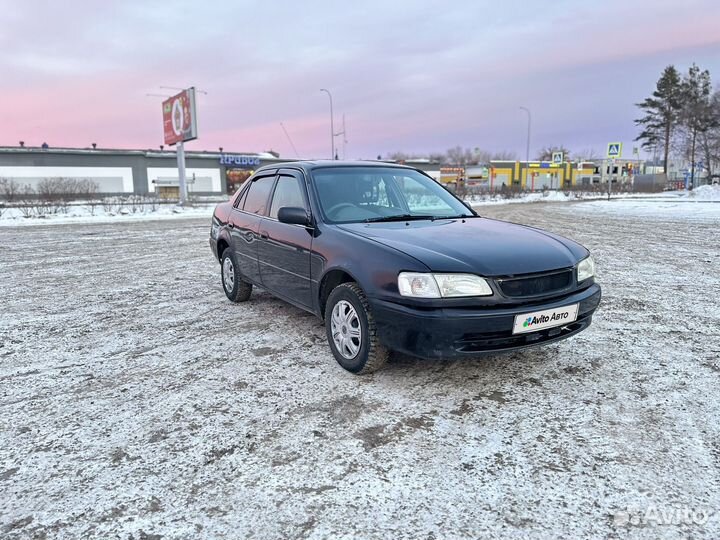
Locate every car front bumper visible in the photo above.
<box><xmin>370</xmin><ymin>283</ymin><xmax>601</xmax><ymax>359</ymax></box>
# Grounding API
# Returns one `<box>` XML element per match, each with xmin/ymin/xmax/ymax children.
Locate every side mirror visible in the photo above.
<box><xmin>277</xmin><ymin>206</ymin><xmax>311</xmax><ymax>226</ymax></box>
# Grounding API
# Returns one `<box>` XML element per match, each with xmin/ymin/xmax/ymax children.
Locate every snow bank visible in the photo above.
<box><xmin>557</xmin><ymin>198</ymin><xmax>720</xmax><ymax>220</ymax></box>
<box><xmin>0</xmin><ymin>203</ymin><xmax>215</xmax><ymax>227</ymax></box>
<box><xmin>466</xmin><ymin>189</ymin><xmax>719</xmax><ymax>207</ymax></box>
<box><xmin>690</xmin><ymin>184</ymin><xmax>720</xmax><ymax>201</ymax></box>
<box><xmin>467</xmin><ymin>190</ymin><xmax>660</xmax><ymax>206</ymax></box>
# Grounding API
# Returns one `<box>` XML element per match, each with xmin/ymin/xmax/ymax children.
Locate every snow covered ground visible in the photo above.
<box><xmin>0</xmin><ymin>203</ymin><xmax>215</xmax><ymax>227</ymax></box>
<box><xmin>1</xmin><ymin>204</ymin><xmax>719</xmax><ymax>539</ymax></box>
<box><xmin>2</xmin><ymin>186</ymin><xmax>718</xmax><ymax>229</ymax></box>
<box><xmin>467</xmin><ymin>185</ymin><xmax>720</xmax><ymax>206</ymax></box>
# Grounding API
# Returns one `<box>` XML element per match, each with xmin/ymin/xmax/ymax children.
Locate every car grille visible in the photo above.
<box><xmin>497</xmin><ymin>269</ymin><xmax>573</xmax><ymax>297</ymax></box>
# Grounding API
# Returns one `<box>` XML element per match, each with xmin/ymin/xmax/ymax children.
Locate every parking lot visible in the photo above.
<box><xmin>1</xmin><ymin>201</ymin><xmax>719</xmax><ymax>539</ymax></box>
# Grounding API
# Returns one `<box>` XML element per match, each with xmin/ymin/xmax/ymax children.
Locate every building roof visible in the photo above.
<box><xmin>0</xmin><ymin>145</ymin><xmax>290</xmax><ymax>161</ymax></box>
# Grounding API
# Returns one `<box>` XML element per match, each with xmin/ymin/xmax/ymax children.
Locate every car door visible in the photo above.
<box><xmin>228</xmin><ymin>174</ymin><xmax>277</xmax><ymax>284</ymax></box>
<box><xmin>258</xmin><ymin>171</ymin><xmax>313</xmax><ymax>308</ymax></box>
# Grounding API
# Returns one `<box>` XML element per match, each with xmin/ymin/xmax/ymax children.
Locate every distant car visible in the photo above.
<box><xmin>210</xmin><ymin>161</ymin><xmax>601</xmax><ymax>374</ymax></box>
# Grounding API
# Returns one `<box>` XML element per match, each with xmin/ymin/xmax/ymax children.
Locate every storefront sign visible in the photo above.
<box><xmin>219</xmin><ymin>154</ymin><xmax>261</xmax><ymax>167</ymax></box>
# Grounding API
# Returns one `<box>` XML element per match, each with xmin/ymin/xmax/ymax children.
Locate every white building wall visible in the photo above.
<box><xmin>0</xmin><ymin>166</ymin><xmax>134</xmax><ymax>192</ymax></box>
<box><xmin>146</xmin><ymin>167</ymin><xmax>221</xmax><ymax>192</ymax></box>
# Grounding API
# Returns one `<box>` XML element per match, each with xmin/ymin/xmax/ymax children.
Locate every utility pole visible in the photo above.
<box><xmin>519</xmin><ymin>106</ymin><xmax>531</xmax><ymax>187</ymax></box>
<box><xmin>607</xmin><ymin>158</ymin><xmax>614</xmax><ymax>200</ymax></box>
<box><xmin>177</xmin><ymin>142</ymin><xmax>187</xmax><ymax>205</ymax></box>
<box><xmin>334</xmin><ymin>114</ymin><xmax>347</xmax><ymax>160</ymax></box>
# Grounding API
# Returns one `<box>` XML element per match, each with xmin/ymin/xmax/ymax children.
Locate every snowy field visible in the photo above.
<box><xmin>1</xmin><ymin>200</ymin><xmax>720</xmax><ymax>539</ymax></box>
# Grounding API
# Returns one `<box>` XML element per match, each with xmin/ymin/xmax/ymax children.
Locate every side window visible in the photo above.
<box><xmin>242</xmin><ymin>176</ymin><xmax>276</xmax><ymax>215</ymax></box>
<box><xmin>233</xmin><ymin>184</ymin><xmax>249</xmax><ymax>208</ymax></box>
<box><xmin>269</xmin><ymin>176</ymin><xmax>306</xmax><ymax>218</ymax></box>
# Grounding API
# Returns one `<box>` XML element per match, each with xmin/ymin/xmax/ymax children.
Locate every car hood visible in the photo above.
<box><xmin>338</xmin><ymin>217</ymin><xmax>588</xmax><ymax>276</ymax></box>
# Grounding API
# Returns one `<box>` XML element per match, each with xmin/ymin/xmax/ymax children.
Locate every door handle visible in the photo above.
<box><xmin>259</xmin><ymin>230</ymin><xmax>269</xmax><ymax>240</ymax></box>
<box><xmin>227</xmin><ymin>222</ymin><xmax>235</xmax><ymax>229</ymax></box>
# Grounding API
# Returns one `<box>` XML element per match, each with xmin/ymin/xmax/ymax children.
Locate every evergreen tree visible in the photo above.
<box><xmin>679</xmin><ymin>64</ymin><xmax>713</xmax><ymax>186</ymax></box>
<box><xmin>634</xmin><ymin>65</ymin><xmax>682</xmax><ymax>174</ymax></box>
<box><xmin>698</xmin><ymin>90</ymin><xmax>720</xmax><ymax>181</ymax></box>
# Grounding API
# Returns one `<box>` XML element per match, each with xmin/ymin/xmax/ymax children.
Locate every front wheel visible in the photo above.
<box><xmin>325</xmin><ymin>282</ymin><xmax>389</xmax><ymax>374</ymax></box>
<box><xmin>221</xmin><ymin>248</ymin><xmax>252</xmax><ymax>302</ymax></box>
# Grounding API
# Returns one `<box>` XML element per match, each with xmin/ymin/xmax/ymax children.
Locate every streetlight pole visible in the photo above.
<box><xmin>519</xmin><ymin>106</ymin><xmax>531</xmax><ymax>189</ymax></box>
<box><xmin>320</xmin><ymin>89</ymin><xmax>335</xmax><ymax>160</ymax></box>
<box><xmin>519</xmin><ymin>106</ymin><xmax>531</xmax><ymax>162</ymax></box>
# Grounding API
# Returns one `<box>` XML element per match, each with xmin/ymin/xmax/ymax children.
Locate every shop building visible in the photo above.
<box><xmin>0</xmin><ymin>146</ymin><xmax>287</xmax><ymax>198</ymax></box>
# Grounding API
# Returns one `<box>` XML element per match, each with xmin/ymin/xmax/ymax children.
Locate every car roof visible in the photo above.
<box><xmin>253</xmin><ymin>160</ymin><xmax>417</xmax><ymax>175</ymax></box>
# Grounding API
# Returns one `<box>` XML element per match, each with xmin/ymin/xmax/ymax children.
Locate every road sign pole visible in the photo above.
<box><xmin>177</xmin><ymin>142</ymin><xmax>188</xmax><ymax>205</ymax></box>
<box><xmin>606</xmin><ymin>142</ymin><xmax>622</xmax><ymax>201</ymax></box>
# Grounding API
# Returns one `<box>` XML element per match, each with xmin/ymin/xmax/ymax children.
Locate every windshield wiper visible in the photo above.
<box><xmin>430</xmin><ymin>214</ymin><xmax>476</xmax><ymax>221</ymax></box>
<box><xmin>364</xmin><ymin>214</ymin><xmax>435</xmax><ymax>223</ymax></box>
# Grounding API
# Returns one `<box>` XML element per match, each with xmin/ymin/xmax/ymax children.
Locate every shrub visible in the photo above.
<box><xmin>0</xmin><ymin>178</ymin><xmax>22</xmax><ymax>202</ymax></box>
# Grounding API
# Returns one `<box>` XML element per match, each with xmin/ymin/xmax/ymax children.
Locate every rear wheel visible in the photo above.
<box><xmin>325</xmin><ymin>282</ymin><xmax>388</xmax><ymax>374</ymax></box>
<box><xmin>221</xmin><ymin>248</ymin><xmax>252</xmax><ymax>302</ymax></box>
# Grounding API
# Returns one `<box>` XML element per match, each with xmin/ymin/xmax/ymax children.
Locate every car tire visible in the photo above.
<box><xmin>325</xmin><ymin>282</ymin><xmax>389</xmax><ymax>374</ymax></box>
<box><xmin>221</xmin><ymin>248</ymin><xmax>252</xmax><ymax>302</ymax></box>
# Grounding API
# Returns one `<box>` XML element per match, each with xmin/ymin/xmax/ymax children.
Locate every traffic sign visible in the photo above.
<box><xmin>551</xmin><ymin>151</ymin><xmax>563</xmax><ymax>164</ymax></box>
<box><xmin>607</xmin><ymin>142</ymin><xmax>623</xmax><ymax>158</ymax></box>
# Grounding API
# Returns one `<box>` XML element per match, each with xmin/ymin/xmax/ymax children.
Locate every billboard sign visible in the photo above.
<box><xmin>162</xmin><ymin>88</ymin><xmax>198</xmax><ymax>146</ymax></box>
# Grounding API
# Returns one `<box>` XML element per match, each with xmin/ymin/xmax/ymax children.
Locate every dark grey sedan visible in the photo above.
<box><xmin>210</xmin><ymin>161</ymin><xmax>601</xmax><ymax>374</ymax></box>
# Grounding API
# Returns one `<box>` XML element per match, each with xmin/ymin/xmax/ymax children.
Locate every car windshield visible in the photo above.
<box><xmin>312</xmin><ymin>166</ymin><xmax>475</xmax><ymax>224</ymax></box>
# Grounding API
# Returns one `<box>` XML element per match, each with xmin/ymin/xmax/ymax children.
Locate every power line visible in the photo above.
<box><xmin>280</xmin><ymin>122</ymin><xmax>300</xmax><ymax>158</ymax></box>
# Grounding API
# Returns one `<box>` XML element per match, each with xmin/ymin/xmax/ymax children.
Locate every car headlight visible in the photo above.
<box><xmin>577</xmin><ymin>256</ymin><xmax>595</xmax><ymax>282</ymax></box>
<box><xmin>398</xmin><ymin>272</ymin><xmax>493</xmax><ymax>298</ymax></box>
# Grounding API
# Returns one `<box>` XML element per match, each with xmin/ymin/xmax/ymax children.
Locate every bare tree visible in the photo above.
<box><xmin>36</xmin><ymin>178</ymin><xmax>92</xmax><ymax>213</ymax></box>
<box><xmin>0</xmin><ymin>178</ymin><xmax>22</xmax><ymax>202</ymax></box>
<box><xmin>536</xmin><ymin>145</ymin><xmax>571</xmax><ymax>161</ymax></box>
<box><xmin>491</xmin><ymin>150</ymin><xmax>518</xmax><ymax>161</ymax></box>
<box><xmin>574</xmin><ymin>148</ymin><xmax>600</xmax><ymax>162</ymax></box>
<box><xmin>382</xmin><ymin>147</ymin><xmax>516</xmax><ymax>165</ymax></box>
<box><xmin>18</xmin><ymin>185</ymin><xmax>36</xmax><ymax>218</ymax></box>
<box><xmin>78</xmin><ymin>179</ymin><xmax>100</xmax><ymax>215</ymax></box>
<box><xmin>384</xmin><ymin>151</ymin><xmax>410</xmax><ymax>162</ymax></box>
<box><xmin>446</xmin><ymin>146</ymin><xmax>477</xmax><ymax>166</ymax></box>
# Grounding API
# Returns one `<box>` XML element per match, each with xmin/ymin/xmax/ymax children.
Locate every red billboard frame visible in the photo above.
<box><xmin>162</xmin><ymin>88</ymin><xmax>198</xmax><ymax>146</ymax></box>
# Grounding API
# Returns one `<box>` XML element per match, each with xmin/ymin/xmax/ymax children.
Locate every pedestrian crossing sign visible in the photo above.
<box><xmin>607</xmin><ymin>142</ymin><xmax>622</xmax><ymax>158</ymax></box>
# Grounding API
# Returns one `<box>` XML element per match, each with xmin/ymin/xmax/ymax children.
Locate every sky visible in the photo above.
<box><xmin>1</xmin><ymin>0</ymin><xmax>720</xmax><ymax>160</ymax></box>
